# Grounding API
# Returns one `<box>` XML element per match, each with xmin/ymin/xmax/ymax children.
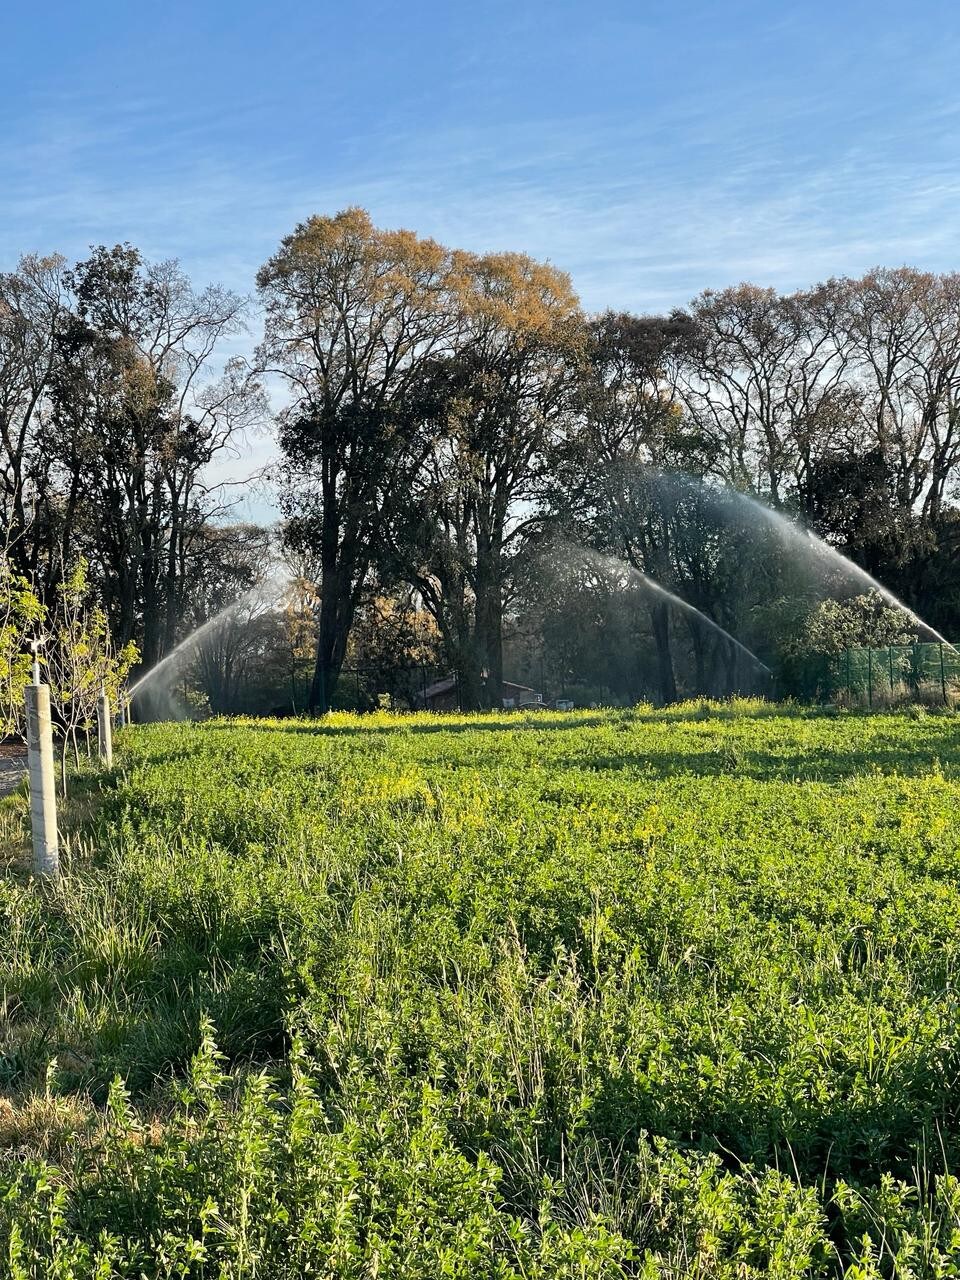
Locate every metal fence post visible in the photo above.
<box><xmin>913</xmin><ymin>642</ymin><xmax>920</xmax><ymax>697</ymax></box>
<box><xmin>97</xmin><ymin>690</ymin><xmax>113</xmax><ymax>767</ymax></box>
<box><xmin>867</xmin><ymin>648</ymin><xmax>873</xmax><ymax>708</ymax></box>
<box><xmin>25</xmin><ymin>680</ymin><xmax>59</xmax><ymax>883</ymax></box>
<box><xmin>846</xmin><ymin>647</ymin><xmax>852</xmax><ymax>702</ymax></box>
<box><xmin>941</xmin><ymin>642</ymin><xmax>948</xmax><ymax>706</ymax></box>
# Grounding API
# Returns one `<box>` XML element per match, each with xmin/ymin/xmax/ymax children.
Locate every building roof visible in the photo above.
<box><xmin>422</xmin><ymin>677</ymin><xmax>539</xmax><ymax>700</ymax></box>
<box><xmin>423</xmin><ymin>676</ymin><xmax>456</xmax><ymax>699</ymax></box>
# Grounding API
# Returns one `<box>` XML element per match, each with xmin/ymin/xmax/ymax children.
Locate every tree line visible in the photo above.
<box><xmin>3</xmin><ymin>209</ymin><xmax>960</xmax><ymax>715</ymax></box>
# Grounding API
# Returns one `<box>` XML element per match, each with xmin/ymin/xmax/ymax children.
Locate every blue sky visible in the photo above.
<box><xmin>3</xmin><ymin>0</ymin><xmax>960</xmax><ymax>510</ymax></box>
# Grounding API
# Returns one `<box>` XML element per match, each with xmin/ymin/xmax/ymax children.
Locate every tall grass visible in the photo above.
<box><xmin>2</xmin><ymin>704</ymin><xmax>959</xmax><ymax>1275</ymax></box>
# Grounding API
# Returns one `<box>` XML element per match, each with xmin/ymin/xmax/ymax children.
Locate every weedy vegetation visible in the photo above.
<box><xmin>2</xmin><ymin>702</ymin><xmax>960</xmax><ymax>1276</ymax></box>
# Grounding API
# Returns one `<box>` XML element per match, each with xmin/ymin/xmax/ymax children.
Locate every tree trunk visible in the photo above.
<box><xmin>723</xmin><ymin>641</ymin><xmax>740</xmax><ymax>695</ymax></box>
<box><xmin>474</xmin><ymin>590</ymin><xmax>503</xmax><ymax>709</ymax></box>
<box><xmin>688</xmin><ymin>618</ymin><xmax>706</xmax><ymax>695</ymax></box>
<box><xmin>429</xmin><ymin>601</ymin><xmax>484</xmax><ymax>712</ymax></box>
<box><xmin>455</xmin><ymin>650</ymin><xmax>485</xmax><ymax>711</ymax></box>
<box><xmin>308</xmin><ymin>626</ymin><xmax>338</xmax><ymax>714</ymax></box>
<box><xmin>650</xmin><ymin>601</ymin><xmax>677</xmax><ymax>705</ymax></box>
<box><xmin>163</xmin><ymin>498</ymin><xmax>182</xmax><ymax>655</ymax></box>
<box><xmin>308</xmin><ymin>482</ymin><xmax>338</xmax><ymax>715</ymax></box>
<box><xmin>307</xmin><ymin>572</ymin><xmax>354</xmax><ymax>714</ymax></box>
<box><xmin>139</xmin><ymin>512</ymin><xmax>163</xmax><ymax>670</ymax></box>
<box><xmin>473</xmin><ymin>532</ymin><xmax>506</xmax><ymax>710</ymax></box>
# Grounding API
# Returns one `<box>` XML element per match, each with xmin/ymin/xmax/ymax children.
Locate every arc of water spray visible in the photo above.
<box><xmin>713</xmin><ymin>484</ymin><xmax>955</xmax><ymax>653</ymax></box>
<box><xmin>126</xmin><ymin>575</ymin><xmax>288</xmax><ymax>702</ymax></box>
<box><xmin>742</xmin><ymin>493</ymin><xmax>956</xmax><ymax>651</ymax></box>
<box><xmin>565</xmin><ymin>544</ymin><xmax>771</xmax><ymax>675</ymax></box>
<box><xmin>643</xmin><ymin>469</ymin><xmax>956</xmax><ymax>652</ymax></box>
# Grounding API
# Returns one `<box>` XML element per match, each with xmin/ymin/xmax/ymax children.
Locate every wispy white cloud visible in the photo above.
<box><xmin>6</xmin><ymin>69</ymin><xmax>960</xmax><ymax>518</ymax></box>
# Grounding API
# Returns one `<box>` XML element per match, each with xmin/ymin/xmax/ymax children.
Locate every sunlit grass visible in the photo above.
<box><xmin>2</xmin><ymin>703</ymin><xmax>959</xmax><ymax>1275</ymax></box>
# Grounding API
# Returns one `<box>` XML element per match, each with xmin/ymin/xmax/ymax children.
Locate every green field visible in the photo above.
<box><xmin>3</xmin><ymin>704</ymin><xmax>960</xmax><ymax>1276</ymax></box>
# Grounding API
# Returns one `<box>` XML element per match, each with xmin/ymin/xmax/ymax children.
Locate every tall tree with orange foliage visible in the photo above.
<box><xmin>257</xmin><ymin>209</ymin><xmax>463</xmax><ymax>712</ymax></box>
<box><xmin>395</xmin><ymin>251</ymin><xmax>584</xmax><ymax>708</ymax></box>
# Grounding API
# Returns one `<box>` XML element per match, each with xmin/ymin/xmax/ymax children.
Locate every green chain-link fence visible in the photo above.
<box><xmin>788</xmin><ymin>642</ymin><xmax>960</xmax><ymax>706</ymax></box>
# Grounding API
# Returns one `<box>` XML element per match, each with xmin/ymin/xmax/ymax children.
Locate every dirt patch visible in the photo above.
<box><xmin>0</xmin><ymin>757</ymin><xmax>26</xmax><ymax>797</ymax></box>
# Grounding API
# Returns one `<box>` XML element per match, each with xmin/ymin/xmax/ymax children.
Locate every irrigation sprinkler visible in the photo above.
<box><xmin>97</xmin><ymin>688</ymin><xmax>113</xmax><ymax>768</ymax></box>
<box><xmin>24</xmin><ymin>637</ymin><xmax>59</xmax><ymax>884</ymax></box>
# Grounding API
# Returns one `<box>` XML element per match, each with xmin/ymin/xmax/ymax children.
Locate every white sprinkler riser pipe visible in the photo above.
<box><xmin>97</xmin><ymin>692</ymin><xmax>113</xmax><ymax>768</ymax></box>
<box><xmin>25</xmin><ymin>683</ymin><xmax>59</xmax><ymax>881</ymax></box>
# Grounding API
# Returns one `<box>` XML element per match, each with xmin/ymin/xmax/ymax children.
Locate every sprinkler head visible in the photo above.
<box><xmin>28</xmin><ymin>635</ymin><xmax>46</xmax><ymax>686</ymax></box>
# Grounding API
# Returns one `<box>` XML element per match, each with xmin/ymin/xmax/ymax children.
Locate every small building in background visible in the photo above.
<box><xmin>419</xmin><ymin>676</ymin><xmax>543</xmax><ymax>712</ymax></box>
